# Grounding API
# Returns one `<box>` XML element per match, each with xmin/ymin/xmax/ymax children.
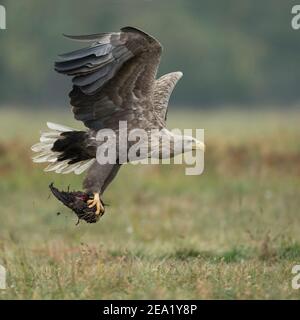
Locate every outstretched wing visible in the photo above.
<box><xmin>55</xmin><ymin>27</ymin><xmax>163</xmax><ymax>131</ymax></box>
<box><xmin>153</xmin><ymin>72</ymin><xmax>183</xmax><ymax>122</ymax></box>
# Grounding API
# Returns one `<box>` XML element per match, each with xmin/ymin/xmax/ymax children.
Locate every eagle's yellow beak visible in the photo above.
<box><xmin>192</xmin><ymin>140</ymin><xmax>205</xmax><ymax>151</ymax></box>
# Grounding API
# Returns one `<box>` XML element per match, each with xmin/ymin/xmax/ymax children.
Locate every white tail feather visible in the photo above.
<box><xmin>39</xmin><ymin>131</ymin><xmax>60</xmax><ymax>138</ymax></box>
<box><xmin>39</xmin><ymin>136</ymin><xmax>56</xmax><ymax>143</ymax></box>
<box><xmin>47</xmin><ymin>122</ymin><xmax>75</xmax><ymax>132</ymax></box>
<box><xmin>32</xmin><ymin>122</ymin><xmax>95</xmax><ymax>175</ymax></box>
<box><xmin>44</xmin><ymin>161</ymin><xmax>66</xmax><ymax>172</ymax></box>
<box><xmin>32</xmin><ymin>153</ymin><xmax>58</xmax><ymax>163</ymax></box>
<box><xmin>55</xmin><ymin>162</ymin><xmax>70</xmax><ymax>174</ymax></box>
<box><xmin>74</xmin><ymin>159</ymin><xmax>95</xmax><ymax>175</ymax></box>
<box><xmin>31</xmin><ymin>142</ymin><xmax>53</xmax><ymax>152</ymax></box>
<box><xmin>60</xmin><ymin>162</ymin><xmax>82</xmax><ymax>174</ymax></box>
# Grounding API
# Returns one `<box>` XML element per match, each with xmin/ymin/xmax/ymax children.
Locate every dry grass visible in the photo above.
<box><xmin>0</xmin><ymin>107</ymin><xmax>300</xmax><ymax>299</ymax></box>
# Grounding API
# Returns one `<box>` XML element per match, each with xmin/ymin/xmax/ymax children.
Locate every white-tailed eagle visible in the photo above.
<box><xmin>32</xmin><ymin>27</ymin><xmax>205</xmax><ymax>219</ymax></box>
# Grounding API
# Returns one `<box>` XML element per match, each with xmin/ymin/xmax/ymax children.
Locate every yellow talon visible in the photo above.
<box><xmin>87</xmin><ymin>192</ymin><xmax>104</xmax><ymax>215</ymax></box>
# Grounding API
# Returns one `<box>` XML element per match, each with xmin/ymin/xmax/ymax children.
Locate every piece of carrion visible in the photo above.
<box><xmin>49</xmin><ymin>183</ymin><xmax>105</xmax><ymax>224</ymax></box>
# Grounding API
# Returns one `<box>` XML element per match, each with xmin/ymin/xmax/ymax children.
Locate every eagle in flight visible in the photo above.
<box><xmin>32</xmin><ymin>27</ymin><xmax>205</xmax><ymax>218</ymax></box>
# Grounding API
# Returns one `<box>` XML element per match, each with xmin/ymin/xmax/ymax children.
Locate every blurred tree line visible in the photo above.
<box><xmin>1</xmin><ymin>0</ymin><xmax>300</xmax><ymax>108</ymax></box>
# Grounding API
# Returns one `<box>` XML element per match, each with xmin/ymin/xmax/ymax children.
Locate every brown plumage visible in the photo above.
<box><xmin>32</xmin><ymin>26</ymin><xmax>199</xmax><ymax>222</ymax></box>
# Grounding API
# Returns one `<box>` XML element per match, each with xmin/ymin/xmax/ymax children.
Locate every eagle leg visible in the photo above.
<box><xmin>87</xmin><ymin>192</ymin><xmax>104</xmax><ymax>215</ymax></box>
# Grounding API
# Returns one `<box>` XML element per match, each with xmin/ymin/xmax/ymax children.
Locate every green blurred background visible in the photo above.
<box><xmin>1</xmin><ymin>0</ymin><xmax>300</xmax><ymax>108</ymax></box>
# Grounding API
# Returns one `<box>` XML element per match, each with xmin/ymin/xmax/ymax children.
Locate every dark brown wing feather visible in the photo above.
<box><xmin>55</xmin><ymin>27</ymin><xmax>163</xmax><ymax>131</ymax></box>
<box><xmin>153</xmin><ymin>72</ymin><xmax>183</xmax><ymax>122</ymax></box>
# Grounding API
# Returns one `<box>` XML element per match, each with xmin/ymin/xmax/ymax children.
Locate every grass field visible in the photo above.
<box><xmin>0</xmin><ymin>107</ymin><xmax>300</xmax><ymax>299</ymax></box>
